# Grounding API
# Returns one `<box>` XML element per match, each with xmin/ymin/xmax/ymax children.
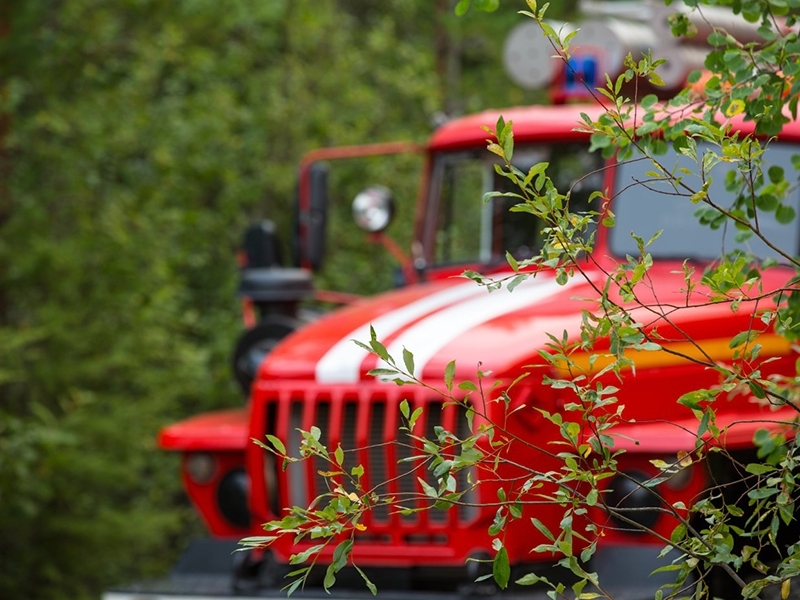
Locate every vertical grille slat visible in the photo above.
<box><xmin>367</xmin><ymin>401</ymin><xmax>389</xmax><ymax>521</ymax></box>
<box><xmin>341</xmin><ymin>402</ymin><xmax>359</xmax><ymax>485</ymax></box>
<box><xmin>422</xmin><ymin>402</ymin><xmax>443</xmax><ymax>525</ymax></box>
<box><xmin>394</xmin><ymin>395</ymin><xmax>417</xmax><ymax>524</ymax></box>
<box><xmin>382</xmin><ymin>395</ymin><xmax>405</xmax><ymax>530</ymax></box>
<box><xmin>441</xmin><ymin>403</ymin><xmax>458</xmax><ymax>528</ymax></box>
<box><xmin>286</xmin><ymin>401</ymin><xmax>306</xmax><ymax>508</ymax></box>
<box><xmin>455</xmin><ymin>406</ymin><xmax>479</xmax><ymax>523</ymax></box>
<box><xmin>311</xmin><ymin>402</ymin><xmax>331</xmax><ymax>497</ymax></box>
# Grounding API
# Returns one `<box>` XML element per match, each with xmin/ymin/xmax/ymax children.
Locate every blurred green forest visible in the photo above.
<box><xmin>0</xmin><ymin>0</ymin><xmax>577</xmax><ymax>598</ymax></box>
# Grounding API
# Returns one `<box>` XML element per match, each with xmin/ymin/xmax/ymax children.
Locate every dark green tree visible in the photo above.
<box><xmin>0</xmin><ymin>0</ymin><xmax>539</xmax><ymax>597</ymax></box>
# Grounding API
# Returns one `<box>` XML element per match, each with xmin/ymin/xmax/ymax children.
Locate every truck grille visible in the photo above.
<box><xmin>260</xmin><ymin>384</ymin><xmax>479</xmax><ymax>540</ymax></box>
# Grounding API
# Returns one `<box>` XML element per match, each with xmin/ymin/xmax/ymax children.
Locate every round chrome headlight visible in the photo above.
<box><xmin>185</xmin><ymin>452</ymin><xmax>217</xmax><ymax>485</ymax></box>
<box><xmin>352</xmin><ymin>186</ymin><xmax>395</xmax><ymax>233</ymax></box>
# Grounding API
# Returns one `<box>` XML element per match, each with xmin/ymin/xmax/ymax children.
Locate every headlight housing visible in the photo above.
<box><xmin>607</xmin><ymin>470</ymin><xmax>661</xmax><ymax>531</ymax></box>
<box><xmin>185</xmin><ymin>452</ymin><xmax>217</xmax><ymax>485</ymax></box>
<box><xmin>217</xmin><ymin>468</ymin><xmax>251</xmax><ymax>529</ymax></box>
<box><xmin>352</xmin><ymin>186</ymin><xmax>395</xmax><ymax>233</ymax></box>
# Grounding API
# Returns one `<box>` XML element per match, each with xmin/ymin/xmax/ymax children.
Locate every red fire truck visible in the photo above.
<box><xmin>105</xmin><ymin>6</ymin><xmax>800</xmax><ymax>600</ymax></box>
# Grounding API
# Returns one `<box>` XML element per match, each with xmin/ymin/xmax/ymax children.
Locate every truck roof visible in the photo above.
<box><xmin>429</xmin><ymin>104</ymin><xmax>602</xmax><ymax>151</ymax></box>
<box><xmin>429</xmin><ymin>102</ymin><xmax>800</xmax><ymax>152</ymax></box>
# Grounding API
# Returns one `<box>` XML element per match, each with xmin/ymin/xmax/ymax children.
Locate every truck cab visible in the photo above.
<box><xmin>158</xmin><ymin>97</ymin><xmax>800</xmax><ymax>596</ymax></box>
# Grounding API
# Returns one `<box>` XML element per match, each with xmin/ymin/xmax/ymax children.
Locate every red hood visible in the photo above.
<box><xmin>260</xmin><ymin>263</ymin><xmax>794</xmax><ymax>385</ymax></box>
<box><xmin>261</xmin><ymin>270</ymin><xmax>596</xmax><ymax>383</ymax></box>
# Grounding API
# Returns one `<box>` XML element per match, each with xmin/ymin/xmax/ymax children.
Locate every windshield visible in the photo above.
<box><xmin>610</xmin><ymin>141</ymin><xmax>800</xmax><ymax>261</ymax></box>
<box><xmin>429</xmin><ymin>143</ymin><xmax>604</xmax><ymax>266</ymax></box>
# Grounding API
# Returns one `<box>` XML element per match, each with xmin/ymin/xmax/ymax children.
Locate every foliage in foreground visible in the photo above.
<box><xmin>245</xmin><ymin>1</ymin><xmax>800</xmax><ymax>598</ymax></box>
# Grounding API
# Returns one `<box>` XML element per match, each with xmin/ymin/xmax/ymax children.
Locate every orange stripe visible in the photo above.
<box><xmin>559</xmin><ymin>334</ymin><xmax>793</xmax><ymax>374</ymax></box>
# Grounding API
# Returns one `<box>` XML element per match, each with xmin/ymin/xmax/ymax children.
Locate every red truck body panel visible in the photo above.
<box><xmin>160</xmin><ymin>408</ymin><xmax>250</xmax><ymax>451</ymax></box>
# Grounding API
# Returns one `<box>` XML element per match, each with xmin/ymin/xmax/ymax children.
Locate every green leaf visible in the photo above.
<box><xmin>507</xmin><ymin>273</ymin><xmax>527</xmax><ymax>292</ymax></box>
<box><xmin>289</xmin><ymin>544</ymin><xmax>324</xmax><ymax>565</ymax></box>
<box><xmin>324</xmin><ymin>563</ymin><xmax>337</xmax><ymax>590</ymax></box>
<box><xmin>332</xmin><ymin>539</ymin><xmax>353</xmax><ymax>571</ymax></box>
<box><xmin>334</xmin><ymin>444</ymin><xmax>344</xmax><ymax>466</ymax></box>
<box><xmin>368</xmin><ymin>327</ymin><xmax>390</xmax><ymax>361</ymax></box>
<box><xmin>444</xmin><ymin>360</ymin><xmax>456</xmax><ymax>392</ymax></box>
<box><xmin>489</xmin><ymin>510</ymin><xmax>507</xmax><ymax>536</ymax></box>
<box><xmin>748</xmin><ymin>487</ymin><xmax>779</xmax><ymax>500</ymax></box>
<box><xmin>729</xmin><ymin>330</ymin><xmax>756</xmax><ymax>348</ymax></box>
<box><xmin>502</xmin><ymin>124</ymin><xmax>514</xmax><ymax>162</ymax></box>
<box><xmin>635</xmin><ymin>342</ymin><xmax>661</xmax><ymax>351</ymax></box>
<box><xmin>670</xmin><ymin>523</ymin><xmax>687</xmax><ymax>544</ymax></box>
<box><xmin>641</xmin><ymin>94</ymin><xmax>658</xmax><ymax>109</ymax></box>
<box><xmin>516</xmin><ymin>572</ymin><xmax>541</xmax><ymax>586</ymax></box>
<box><xmin>265</xmin><ymin>434</ymin><xmax>286</xmax><ymax>455</ymax></box>
<box><xmin>418</xmin><ymin>477</ymin><xmax>438</xmax><ymax>498</ymax></box>
<box><xmin>493</xmin><ymin>546</ymin><xmax>510</xmax><ymax>589</ymax></box>
<box><xmin>285</xmin><ymin>578</ymin><xmax>304</xmax><ymax>596</ymax></box>
<box><xmin>454</xmin><ymin>0</ymin><xmax>470</xmax><ymax>16</ymax></box>
<box><xmin>354</xmin><ymin>565</ymin><xmax>377</xmax><ymax>596</ymax></box>
<box><xmin>367</xmin><ymin>367</ymin><xmax>400</xmax><ymax>378</ymax></box>
<box><xmin>402</xmin><ymin>347</ymin><xmax>415</xmax><ymax>375</ymax></box>
<box><xmin>745</xmin><ymin>463</ymin><xmax>775</xmax><ymax>475</ymax></box>
<box><xmin>748</xmin><ymin>381</ymin><xmax>766</xmax><ymax>399</ymax></box>
<box><xmin>677</xmin><ymin>392</ymin><xmax>703</xmax><ymax>411</ymax></box>
<box><xmin>474</xmin><ymin>0</ymin><xmax>500</xmax><ymax>11</ymax></box>
<box><xmin>409</xmin><ymin>407</ymin><xmax>423</xmax><ymax>430</ymax></box>
<box><xmin>531</xmin><ymin>517</ymin><xmax>555</xmax><ymax>541</ymax></box>
<box><xmin>776</xmin><ymin>204</ymin><xmax>796</xmax><ymax>224</ymax></box>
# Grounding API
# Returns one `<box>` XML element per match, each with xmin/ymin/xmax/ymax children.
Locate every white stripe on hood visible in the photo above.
<box><xmin>315</xmin><ymin>277</ymin><xmax>488</xmax><ymax>383</ymax></box>
<box><xmin>381</xmin><ymin>275</ymin><xmax>580</xmax><ymax>380</ymax></box>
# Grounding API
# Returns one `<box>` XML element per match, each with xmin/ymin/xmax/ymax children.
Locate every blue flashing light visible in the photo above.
<box><xmin>565</xmin><ymin>55</ymin><xmax>598</xmax><ymax>92</ymax></box>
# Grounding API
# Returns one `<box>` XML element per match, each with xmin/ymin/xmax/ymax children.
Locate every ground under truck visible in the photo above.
<box><xmin>105</xmin><ymin>7</ymin><xmax>800</xmax><ymax>600</ymax></box>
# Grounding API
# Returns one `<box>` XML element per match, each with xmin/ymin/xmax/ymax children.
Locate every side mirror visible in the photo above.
<box><xmin>352</xmin><ymin>186</ymin><xmax>395</xmax><ymax>233</ymax></box>
<box><xmin>305</xmin><ymin>162</ymin><xmax>329</xmax><ymax>270</ymax></box>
